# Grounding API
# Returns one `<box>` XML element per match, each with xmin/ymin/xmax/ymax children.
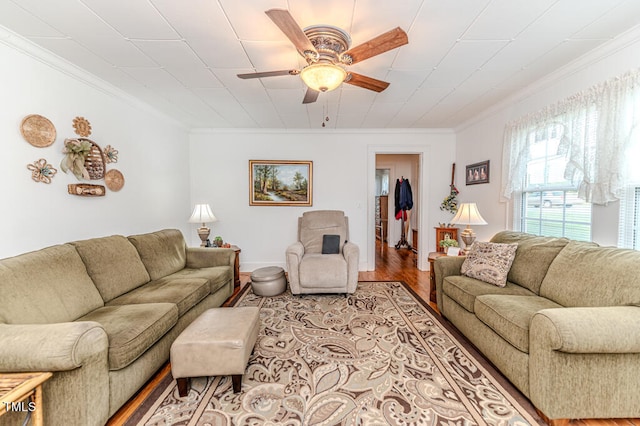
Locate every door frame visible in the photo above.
<box><xmin>367</xmin><ymin>144</ymin><xmax>430</xmax><ymax>271</ymax></box>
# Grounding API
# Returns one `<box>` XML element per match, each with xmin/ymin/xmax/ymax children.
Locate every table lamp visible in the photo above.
<box><xmin>449</xmin><ymin>202</ymin><xmax>487</xmax><ymax>251</ymax></box>
<box><xmin>188</xmin><ymin>204</ymin><xmax>217</xmax><ymax>247</ymax></box>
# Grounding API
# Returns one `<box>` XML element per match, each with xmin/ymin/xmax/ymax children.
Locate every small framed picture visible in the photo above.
<box><xmin>446</xmin><ymin>247</ymin><xmax>461</xmax><ymax>256</ymax></box>
<box><xmin>466</xmin><ymin>160</ymin><xmax>490</xmax><ymax>185</ymax></box>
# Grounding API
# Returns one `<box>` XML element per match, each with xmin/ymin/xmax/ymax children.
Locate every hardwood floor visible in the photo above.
<box><xmin>358</xmin><ymin>239</ymin><xmax>433</xmax><ymax>309</ymax></box>
<box><xmin>108</xmin><ymin>239</ymin><xmax>638</xmax><ymax>426</ymax></box>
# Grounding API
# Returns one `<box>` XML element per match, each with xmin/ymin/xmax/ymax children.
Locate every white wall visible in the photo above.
<box><xmin>189</xmin><ymin>129</ymin><xmax>456</xmax><ymax>272</ymax></box>
<box><xmin>0</xmin><ymin>36</ymin><xmax>191</xmax><ymax>258</ymax></box>
<box><xmin>455</xmin><ymin>26</ymin><xmax>640</xmax><ymax>246</ymax></box>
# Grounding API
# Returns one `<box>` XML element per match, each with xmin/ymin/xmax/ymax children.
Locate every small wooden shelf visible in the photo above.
<box><xmin>435</xmin><ymin>227</ymin><xmax>458</xmax><ymax>253</ymax></box>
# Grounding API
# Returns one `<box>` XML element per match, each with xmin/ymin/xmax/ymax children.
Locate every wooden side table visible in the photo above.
<box><xmin>230</xmin><ymin>245</ymin><xmax>241</xmax><ymax>288</ymax></box>
<box><xmin>0</xmin><ymin>372</ymin><xmax>52</xmax><ymax>426</ymax></box>
<box><xmin>428</xmin><ymin>252</ymin><xmax>447</xmax><ymax>305</ymax></box>
<box><xmin>207</xmin><ymin>245</ymin><xmax>241</xmax><ymax>287</ymax></box>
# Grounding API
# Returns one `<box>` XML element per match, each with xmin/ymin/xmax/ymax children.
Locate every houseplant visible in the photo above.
<box><xmin>439</xmin><ymin>238</ymin><xmax>459</xmax><ymax>250</ymax></box>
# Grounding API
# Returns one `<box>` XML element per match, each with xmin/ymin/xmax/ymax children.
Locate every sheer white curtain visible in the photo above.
<box><xmin>501</xmin><ymin>68</ymin><xmax>640</xmax><ymax>205</ymax></box>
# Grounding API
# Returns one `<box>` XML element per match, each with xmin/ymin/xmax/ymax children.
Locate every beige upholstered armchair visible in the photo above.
<box><xmin>286</xmin><ymin>210</ymin><xmax>359</xmax><ymax>294</ymax></box>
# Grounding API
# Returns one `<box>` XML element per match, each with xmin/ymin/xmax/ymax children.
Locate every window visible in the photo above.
<box><xmin>522</xmin><ymin>190</ymin><xmax>592</xmax><ymax>240</ymax></box>
<box><xmin>503</xmin><ymin>69</ymin><xmax>640</xmax><ymax>245</ymax></box>
<box><xmin>617</xmin><ymin>89</ymin><xmax>640</xmax><ymax>248</ymax></box>
<box><xmin>619</xmin><ymin>187</ymin><xmax>640</xmax><ymax>249</ymax></box>
<box><xmin>618</xmin><ymin>159</ymin><xmax>640</xmax><ymax>248</ymax></box>
<box><xmin>517</xmin><ymin>124</ymin><xmax>592</xmax><ymax>241</ymax></box>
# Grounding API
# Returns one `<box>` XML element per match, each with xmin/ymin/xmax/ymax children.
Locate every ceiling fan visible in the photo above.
<box><xmin>237</xmin><ymin>9</ymin><xmax>409</xmax><ymax>104</ymax></box>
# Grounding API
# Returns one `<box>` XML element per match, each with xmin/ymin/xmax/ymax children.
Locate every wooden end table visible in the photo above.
<box><xmin>208</xmin><ymin>245</ymin><xmax>241</xmax><ymax>287</ymax></box>
<box><xmin>0</xmin><ymin>372</ymin><xmax>52</xmax><ymax>426</ymax></box>
<box><xmin>230</xmin><ymin>245</ymin><xmax>241</xmax><ymax>287</ymax></box>
<box><xmin>428</xmin><ymin>252</ymin><xmax>447</xmax><ymax>305</ymax></box>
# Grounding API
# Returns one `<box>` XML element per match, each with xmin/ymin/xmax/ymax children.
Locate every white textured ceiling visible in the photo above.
<box><xmin>2</xmin><ymin>0</ymin><xmax>640</xmax><ymax>129</ymax></box>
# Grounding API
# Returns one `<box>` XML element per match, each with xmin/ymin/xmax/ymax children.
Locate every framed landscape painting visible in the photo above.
<box><xmin>249</xmin><ymin>160</ymin><xmax>313</xmax><ymax>206</ymax></box>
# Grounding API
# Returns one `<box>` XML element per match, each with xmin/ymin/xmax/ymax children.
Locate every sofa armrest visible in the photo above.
<box><xmin>529</xmin><ymin>306</ymin><xmax>640</xmax><ymax>419</ymax></box>
<box><xmin>186</xmin><ymin>247</ymin><xmax>235</xmax><ymax>269</ymax></box>
<box><xmin>286</xmin><ymin>242</ymin><xmax>305</xmax><ymax>294</ymax></box>
<box><xmin>433</xmin><ymin>256</ymin><xmax>466</xmax><ymax>309</ymax></box>
<box><xmin>532</xmin><ymin>306</ymin><xmax>640</xmax><ymax>353</ymax></box>
<box><xmin>0</xmin><ymin>321</ymin><xmax>108</xmax><ymax>372</ymax></box>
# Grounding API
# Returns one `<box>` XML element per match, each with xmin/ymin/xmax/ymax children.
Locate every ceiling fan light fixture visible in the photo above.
<box><xmin>300</xmin><ymin>62</ymin><xmax>346</xmax><ymax>92</ymax></box>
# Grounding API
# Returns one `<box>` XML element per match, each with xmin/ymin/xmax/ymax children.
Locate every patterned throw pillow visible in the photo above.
<box><xmin>461</xmin><ymin>241</ymin><xmax>518</xmax><ymax>287</ymax></box>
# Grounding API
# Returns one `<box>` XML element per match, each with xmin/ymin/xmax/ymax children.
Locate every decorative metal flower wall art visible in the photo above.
<box><xmin>27</xmin><ymin>158</ymin><xmax>57</xmax><ymax>184</ymax></box>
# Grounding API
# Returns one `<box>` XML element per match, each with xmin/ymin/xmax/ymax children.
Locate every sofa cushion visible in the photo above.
<box><xmin>128</xmin><ymin>229</ymin><xmax>187</xmax><ymax>281</ymax></box>
<box><xmin>300</xmin><ymin>253</ymin><xmax>347</xmax><ymax>288</ymax></box>
<box><xmin>0</xmin><ymin>244</ymin><xmax>104</xmax><ymax>324</ymax></box>
<box><xmin>165</xmin><ymin>267</ymin><xmax>231</xmax><ymax>294</ymax></box>
<box><xmin>443</xmin><ymin>275</ymin><xmax>536</xmax><ymax>313</ymax></box>
<box><xmin>475</xmin><ymin>295</ymin><xmax>562</xmax><ymax>353</ymax></box>
<box><xmin>540</xmin><ymin>241</ymin><xmax>640</xmax><ymax>307</ymax></box>
<box><xmin>77</xmin><ymin>303</ymin><xmax>178</xmax><ymax>370</ymax></box>
<box><xmin>299</xmin><ymin>211</ymin><xmax>348</xmax><ymax>254</ymax></box>
<box><xmin>490</xmin><ymin>231</ymin><xmax>570</xmax><ymax>294</ymax></box>
<box><xmin>71</xmin><ymin>235</ymin><xmax>151</xmax><ymax>302</ymax></box>
<box><xmin>461</xmin><ymin>242</ymin><xmax>517</xmax><ymax>287</ymax></box>
<box><xmin>106</xmin><ymin>278</ymin><xmax>210</xmax><ymax>316</ymax></box>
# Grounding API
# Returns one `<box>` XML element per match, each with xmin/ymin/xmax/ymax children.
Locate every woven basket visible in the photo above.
<box><xmin>80</xmin><ymin>138</ymin><xmax>105</xmax><ymax>180</ymax></box>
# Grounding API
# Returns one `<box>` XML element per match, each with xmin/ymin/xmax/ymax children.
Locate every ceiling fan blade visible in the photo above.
<box><xmin>345</xmin><ymin>73</ymin><xmax>390</xmax><ymax>92</ymax></box>
<box><xmin>302</xmin><ymin>88</ymin><xmax>319</xmax><ymax>104</ymax></box>
<box><xmin>343</xmin><ymin>27</ymin><xmax>408</xmax><ymax>64</ymax></box>
<box><xmin>265</xmin><ymin>9</ymin><xmax>317</xmax><ymax>55</ymax></box>
<box><xmin>237</xmin><ymin>70</ymin><xmax>299</xmax><ymax>79</ymax></box>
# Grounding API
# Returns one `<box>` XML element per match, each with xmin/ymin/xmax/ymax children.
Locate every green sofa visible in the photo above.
<box><xmin>434</xmin><ymin>231</ymin><xmax>640</xmax><ymax>422</ymax></box>
<box><xmin>0</xmin><ymin>229</ymin><xmax>235</xmax><ymax>426</ymax></box>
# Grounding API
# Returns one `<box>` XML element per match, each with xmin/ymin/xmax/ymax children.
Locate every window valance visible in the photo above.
<box><xmin>501</xmin><ymin>68</ymin><xmax>640</xmax><ymax>205</ymax></box>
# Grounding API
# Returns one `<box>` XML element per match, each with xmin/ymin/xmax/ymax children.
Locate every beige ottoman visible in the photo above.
<box><xmin>170</xmin><ymin>307</ymin><xmax>260</xmax><ymax>396</ymax></box>
<box><xmin>251</xmin><ymin>266</ymin><xmax>287</xmax><ymax>296</ymax></box>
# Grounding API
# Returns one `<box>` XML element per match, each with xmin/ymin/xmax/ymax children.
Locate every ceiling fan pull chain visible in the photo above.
<box><xmin>322</xmin><ymin>99</ymin><xmax>330</xmax><ymax>127</ymax></box>
<box><xmin>325</xmin><ymin>98</ymin><xmax>330</xmax><ymax>122</ymax></box>
<box><xmin>321</xmin><ymin>102</ymin><xmax>326</xmax><ymax>127</ymax></box>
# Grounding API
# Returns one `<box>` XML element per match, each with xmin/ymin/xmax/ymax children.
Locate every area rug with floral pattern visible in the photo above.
<box><xmin>127</xmin><ymin>281</ymin><xmax>543</xmax><ymax>425</ymax></box>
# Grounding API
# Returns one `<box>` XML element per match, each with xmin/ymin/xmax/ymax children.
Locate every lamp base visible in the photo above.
<box><xmin>460</xmin><ymin>227</ymin><xmax>476</xmax><ymax>252</ymax></box>
<box><xmin>197</xmin><ymin>226</ymin><xmax>210</xmax><ymax>247</ymax></box>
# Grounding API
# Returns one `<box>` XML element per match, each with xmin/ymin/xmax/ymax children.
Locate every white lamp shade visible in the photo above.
<box><xmin>450</xmin><ymin>203</ymin><xmax>488</xmax><ymax>226</ymax></box>
<box><xmin>188</xmin><ymin>204</ymin><xmax>217</xmax><ymax>224</ymax></box>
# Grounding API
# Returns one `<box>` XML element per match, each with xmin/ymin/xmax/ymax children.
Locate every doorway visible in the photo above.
<box><xmin>375</xmin><ymin>154</ymin><xmax>420</xmax><ymax>270</ymax></box>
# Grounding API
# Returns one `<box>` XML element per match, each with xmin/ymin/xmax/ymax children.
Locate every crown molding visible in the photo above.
<box><xmin>0</xmin><ymin>25</ymin><xmax>187</xmax><ymax>130</ymax></box>
<box><xmin>455</xmin><ymin>23</ymin><xmax>640</xmax><ymax>132</ymax></box>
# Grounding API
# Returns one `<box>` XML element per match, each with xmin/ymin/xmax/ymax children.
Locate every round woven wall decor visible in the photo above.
<box><xmin>20</xmin><ymin>114</ymin><xmax>56</xmax><ymax>147</ymax></box>
<box><xmin>105</xmin><ymin>169</ymin><xmax>125</xmax><ymax>191</ymax></box>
